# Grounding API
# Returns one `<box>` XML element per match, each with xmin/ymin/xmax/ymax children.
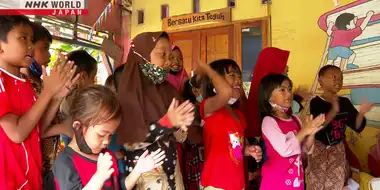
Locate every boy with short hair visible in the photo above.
<box><xmin>307</xmin><ymin>65</ymin><xmax>374</xmax><ymax>189</ymax></box>
<box><xmin>20</xmin><ymin>22</ymin><xmax>52</xmax><ymax>95</ymax></box>
<box><xmin>0</xmin><ymin>15</ymin><xmax>75</xmax><ymax>190</ymax></box>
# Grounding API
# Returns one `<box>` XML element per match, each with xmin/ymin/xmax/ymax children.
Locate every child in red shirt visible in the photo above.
<box><xmin>197</xmin><ymin>60</ymin><xmax>262</xmax><ymax>190</ymax></box>
<box><xmin>0</xmin><ymin>16</ymin><xmax>77</xmax><ymax>190</ymax></box>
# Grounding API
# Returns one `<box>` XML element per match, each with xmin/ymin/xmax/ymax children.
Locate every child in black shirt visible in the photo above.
<box><xmin>306</xmin><ymin>65</ymin><xmax>374</xmax><ymax>190</ymax></box>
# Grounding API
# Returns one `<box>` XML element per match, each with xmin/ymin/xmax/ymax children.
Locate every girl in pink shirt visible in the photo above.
<box><xmin>258</xmin><ymin>74</ymin><xmax>325</xmax><ymax>190</ymax></box>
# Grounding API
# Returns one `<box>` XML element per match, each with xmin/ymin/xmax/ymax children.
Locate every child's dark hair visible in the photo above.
<box><xmin>258</xmin><ymin>73</ymin><xmax>293</xmax><ymax>121</ymax></box>
<box><xmin>335</xmin><ymin>13</ymin><xmax>355</xmax><ymax>30</ymax></box>
<box><xmin>68</xmin><ymin>50</ymin><xmax>98</xmax><ymax>76</ymax></box>
<box><xmin>69</xmin><ymin>85</ymin><xmax>121</xmax><ymax>128</ymax></box>
<box><xmin>113</xmin><ymin>64</ymin><xmax>125</xmax><ymax>91</ymax></box>
<box><xmin>182</xmin><ymin>75</ymin><xmax>201</xmax><ymax>103</ymax></box>
<box><xmin>30</xmin><ymin>22</ymin><xmax>52</xmax><ymax>43</ymax></box>
<box><xmin>159</xmin><ymin>32</ymin><xmax>170</xmax><ymax>41</ymax></box>
<box><xmin>318</xmin><ymin>65</ymin><xmax>341</xmax><ymax>77</ymax></box>
<box><xmin>105</xmin><ymin>74</ymin><xmax>114</xmax><ymax>89</ymax></box>
<box><xmin>0</xmin><ymin>16</ymin><xmax>32</xmax><ymax>42</ymax></box>
<box><xmin>204</xmin><ymin>59</ymin><xmax>241</xmax><ymax>98</ymax></box>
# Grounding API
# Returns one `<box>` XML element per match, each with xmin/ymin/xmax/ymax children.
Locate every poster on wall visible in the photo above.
<box><xmin>315</xmin><ymin>0</ymin><xmax>380</xmax><ymax>127</ymax></box>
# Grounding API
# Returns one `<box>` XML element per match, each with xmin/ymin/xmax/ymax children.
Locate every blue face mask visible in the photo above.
<box><xmin>29</xmin><ymin>60</ymin><xmax>42</xmax><ymax>78</ymax></box>
<box><xmin>196</xmin><ymin>95</ymin><xmax>203</xmax><ymax>103</ymax></box>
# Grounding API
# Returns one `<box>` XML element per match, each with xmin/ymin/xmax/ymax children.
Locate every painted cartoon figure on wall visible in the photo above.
<box><xmin>326</xmin><ymin>10</ymin><xmax>374</xmax><ymax>70</ymax></box>
<box><xmin>311</xmin><ymin>0</ymin><xmax>380</xmax><ymax>128</ymax></box>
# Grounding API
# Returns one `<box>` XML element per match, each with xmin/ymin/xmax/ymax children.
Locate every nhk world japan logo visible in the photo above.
<box><xmin>0</xmin><ymin>0</ymin><xmax>88</xmax><ymax>15</ymax></box>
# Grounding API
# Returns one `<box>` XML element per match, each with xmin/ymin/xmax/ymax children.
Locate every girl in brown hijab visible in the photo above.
<box><xmin>117</xmin><ymin>32</ymin><xmax>194</xmax><ymax>190</ymax></box>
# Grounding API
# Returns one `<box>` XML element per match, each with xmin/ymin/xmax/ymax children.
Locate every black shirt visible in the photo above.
<box><xmin>310</xmin><ymin>96</ymin><xmax>366</xmax><ymax>146</ymax></box>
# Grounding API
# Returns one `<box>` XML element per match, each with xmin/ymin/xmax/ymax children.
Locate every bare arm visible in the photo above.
<box><xmin>201</xmin><ymin>64</ymin><xmax>232</xmax><ymax>116</ymax></box>
<box><xmin>322</xmin><ymin>108</ymin><xmax>338</xmax><ymax>127</ymax></box>
<box><xmin>327</xmin><ymin>22</ymin><xmax>334</xmax><ymax>36</ymax></box>
<box><xmin>360</xmin><ymin>11</ymin><xmax>374</xmax><ymax>30</ymax></box>
<box><xmin>82</xmin><ymin>173</ymin><xmax>104</xmax><ymax>190</ymax></box>
<box><xmin>43</xmin><ymin>118</ymin><xmax>73</xmax><ymax>138</ymax></box>
<box><xmin>124</xmin><ymin>170</ymin><xmax>141</xmax><ymax>190</ymax></box>
<box><xmin>41</xmin><ymin>97</ymin><xmax>65</xmax><ymax>133</ymax></box>
<box><xmin>0</xmin><ymin>89</ymin><xmax>53</xmax><ymax>143</ymax></box>
<box><xmin>304</xmin><ymin>134</ymin><xmax>315</xmax><ymax>153</ymax></box>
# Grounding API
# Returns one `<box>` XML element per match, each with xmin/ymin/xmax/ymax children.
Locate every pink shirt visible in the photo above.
<box><xmin>330</xmin><ymin>27</ymin><xmax>362</xmax><ymax>48</ymax></box>
<box><xmin>260</xmin><ymin>116</ymin><xmax>313</xmax><ymax>190</ymax></box>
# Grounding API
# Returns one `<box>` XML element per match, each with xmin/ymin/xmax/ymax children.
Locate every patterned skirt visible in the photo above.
<box><xmin>306</xmin><ymin>141</ymin><xmax>350</xmax><ymax>190</ymax></box>
<box><xmin>184</xmin><ymin>143</ymin><xmax>204</xmax><ymax>190</ymax></box>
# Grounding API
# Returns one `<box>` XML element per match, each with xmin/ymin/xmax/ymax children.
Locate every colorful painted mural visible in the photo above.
<box><xmin>312</xmin><ymin>0</ymin><xmax>380</xmax><ymax>128</ymax></box>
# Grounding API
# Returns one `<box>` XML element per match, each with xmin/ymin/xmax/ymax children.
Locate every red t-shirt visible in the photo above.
<box><xmin>53</xmin><ymin>147</ymin><xmax>120</xmax><ymax>190</ymax></box>
<box><xmin>0</xmin><ymin>68</ymin><xmax>42</xmax><ymax>190</ymax></box>
<box><xmin>330</xmin><ymin>27</ymin><xmax>362</xmax><ymax>48</ymax></box>
<box><xmin>200</xmin><ymin>99</ymin><xmax>246</xmax><ymax>190</ymax></box>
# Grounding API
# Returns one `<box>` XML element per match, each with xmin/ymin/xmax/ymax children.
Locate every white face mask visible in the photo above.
<box><xmin>213</xmin><ymin>88</ymin><xmax>238</xmax><ymax>105</ymax></box>
<box><xmin>269</xmin><ymin>102</ymin><xmax>290</xmax><ymax>112</ymax></box>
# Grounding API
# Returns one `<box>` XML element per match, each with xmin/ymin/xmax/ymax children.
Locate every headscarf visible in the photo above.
<box><xmin>166</xmin><ymin>45</ymin><xmax>189</xmax><ymax>92</ymax></box>
<box><xmin>116</xmin><ymin>32</ymin><xmax>179</xmax><ymax>144</ymax></box>
<box><xmin>245</xmin><ymin>47</ymin><xmax>290</xmax><ymax>138</ymax></box>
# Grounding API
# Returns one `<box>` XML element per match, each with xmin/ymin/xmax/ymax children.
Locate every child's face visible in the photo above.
<box><xmin>319</xmin><ymin>68</ymin><xmax>343</xmax><ymax>94</ymax></box>
<box><xmin>169</xmin><ymin>49</ymin><xmax>183</xmax><ymax>72</ymax></box>
<box><xmin>150</xmin><ymin>38</ymin><xmax>171</xmax><ymax>69</ymax></box>
<box><xmin>83</xmin><ymin>118</ymin><xmax>121</xmax><ymax>154</ymax></box>
<box><xmin>78</xmin><ymin>70</ymin><xmax>97</xmax><ymax>88</ymax></box>
<box><xmin>224</xmin><ymin>66</ymin><xmax>242</xmax><ymax>99</ymax></box>
<box><xmin>33</xmin><ymin>39</ymin><xmax>51</xmax><ymax>67</ymax></box>
<box><xmin>346</xmin><ymin>18</ymin><xmax>357</xmax><ymax>30</ymax></box>
<box><xmin>0</xmin><ymin>24</ymin><xmax>34</xmax><ymax>68</ymax></box>
<box><xmin>270</xmin><ymin>80</ymin><xmax>293</xmax><ymax>108</ymax></box>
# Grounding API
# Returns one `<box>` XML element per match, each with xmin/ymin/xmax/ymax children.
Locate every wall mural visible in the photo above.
<box><xmin>313</xmin><ymin>0</ymin><xmax>380</xmax><ymax>128</ymax></box>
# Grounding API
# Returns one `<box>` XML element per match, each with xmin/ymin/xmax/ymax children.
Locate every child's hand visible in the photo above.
<box><xmin>367</xmin><ymin>10</ymin><xmax>374</xmax><ymax>17</ymax></box>
<box><xmin>195</xmin><ymin>60</ymin><xmax>209</xmax><ymax>76</ymax></box>
<box><xmin>359</xmin><ymin>97</ymin><xmax>375</xmax><ymax>115</ymax></box>
<box><xmin>53</xmin><ymin>55</ymin><xmax>81</xmax><ymax>99</ymax></box>
<box><xmin>95</xmin><ymin>152</ymin><xmax>115</xmax><ymax>183</ymax></box>
<box><xmin>328</xmin><ymin>21</ymin><xmax>334</xmax><ymax>28</ymax></box>
<box><xmin>167</xmin><ymin>99</ymin><xmax>195</xmax><ymax>131</ymax></box>
<box><xmin>327</xmin><ymin>95</ymin><xmax>340</xmax><ymax>113</ymax></box>
<box><xmin>42</xmin><ymin>53</ymin><xmax>76</xmax><ymax>96</ymax></box>
<box><xmin>53</xmin><ymin>52</ymin><xmax>80</xmax><ymax>99</ymax></box>
<box><xmin>303</xmin><ymin>114</ymin><xmax>325</xmax><ymax>135</ymax></box>
<box><xmin>134</xmin><ymin>149</ymin><xmax>165</xmax><ymax>174</ymax></box>
<box><xmin>245</xmin><ymin>145</ymin><xmax>262</xmax><ymax>162</ymax></box>
<box><xmin>294</xmin><ymin>86</ymin><xmax>312</xmax><ymax>101</ymax></box>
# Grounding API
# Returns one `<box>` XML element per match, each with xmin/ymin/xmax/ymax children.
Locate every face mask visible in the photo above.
<box><xmin>269</xmin><ymin>102</ymin><xmax>290</xmax><ymax>112</ymax></box>
<box><xmin>73</xmin><ymin>128</ymin><xmax>93</xmax><ymax>154</ymax></box>
<box><xmin>133</xmin><ymin>50</ymin><xmax>169</xmax><ymax>84</ymax></box>
<box><xmin>139</xmin><ymin>63</ymin><xmax>169</xmax><ymax>84</ymax></box>
<box><xmin>213</xmin><ymin>88</ymin><xmax>238</xmax><ymax>105</ymax></box>
<box><xmin>196</xmin><ymin>95</ymin><xmax>203</xmax><ymax>103</ymax></box>
<box><xmin>228</xmin><ymin>98</ymin><xmax>238</xmax><ymax>105</ymax></box>
<box><xmin>29</xmin><ymin>60</ymin><xmax>42</xmax><ymax>78</ymax></box>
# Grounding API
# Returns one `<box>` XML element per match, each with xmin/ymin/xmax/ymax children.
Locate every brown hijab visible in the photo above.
<box><xmin>116</xmin><ymin>32</ymin><xmax>179</xmax><ymax>144</ymax></box>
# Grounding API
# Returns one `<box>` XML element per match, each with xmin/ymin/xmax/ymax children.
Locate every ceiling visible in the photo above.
<box><xmin>52</xmin><ymin>0</ymin><xmax>132</xmax><ymax>34</ymax></box>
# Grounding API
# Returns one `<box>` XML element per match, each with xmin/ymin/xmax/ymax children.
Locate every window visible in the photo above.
<box><xmin>137</xmin><ymin>10</ymin><xmax>144</xmax><ymax>24</ymax></box>
<box><xmin>193</xmin><ymin>0</ymin><xmax>200</xmax><ymax>13</ymax></box>
<box><xmin>161</xmin><ymin>4</ymin><xmax>169</xmax><ymax>19</ymax></box>
<box><xmin>228</xmin><ymin>0</ymin><xmax>235</xmax><ymax>8</ymax></box>
<box><xmin>241</xmin><ymin>25</ymin><xmax>263</xmax><ymax>96</ymax></box>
